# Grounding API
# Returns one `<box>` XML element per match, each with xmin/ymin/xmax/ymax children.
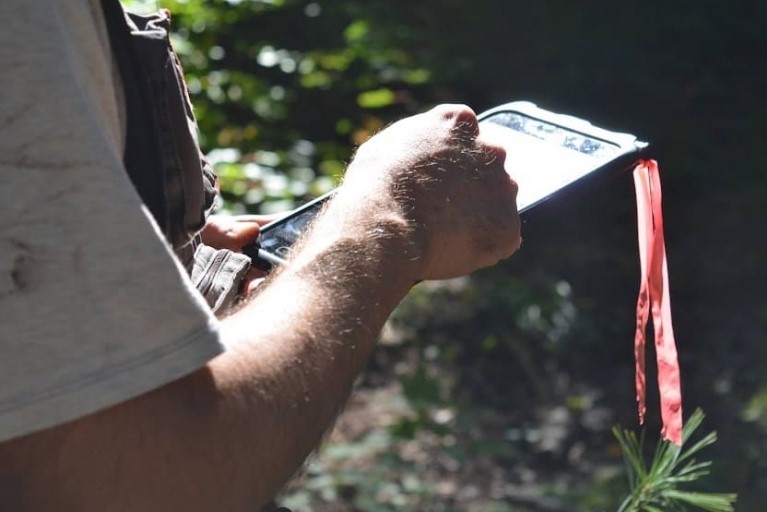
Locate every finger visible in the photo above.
<box><xmin>237</xmin><ymin>268</ymin><xmax>267</xmax><ymax>301</ymax></box>
<box><xmin>477</xmin><ymin>139</ymin><xmax>507</xmax><ymax>168</ymax></box>
<box><xmin>201</xmin><ymin>216</ymin><xmax>263</xmax><ymax>251</ymax></box>
<box><xmin>241</xmin><ymin>267</ymin><xmax>267</xmax><ymax>300</ymax></box>
<box><xmin>228</xmin><ymin>221</ymin><xmax>261</xmax><ymax>248</ymax></box>
<box><xmin>246</xmin><ymin>277</ymin><xmax>267</xmax><ymax>297</ymax></box>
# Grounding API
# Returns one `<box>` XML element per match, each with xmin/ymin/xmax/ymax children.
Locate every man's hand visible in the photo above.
<box><xmin>331</xmin><ymin>104</ymin><xmax>521</xmax><ymax>281</ymax></box>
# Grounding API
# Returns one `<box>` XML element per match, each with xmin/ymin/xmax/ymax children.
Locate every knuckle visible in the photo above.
<box><xmin>431</xmin><ymin>103</ymin><xmax>473</xmax><ymax>118</ymax></box>
<box><xmin>493</xmin><ymin>230</ymin><xmax>521</xmax><ymax>262</ymax></box>
<box><xmin>492</xmin><ymin>205</ymin><xmax>521</xmax><ymax>256</ymax></box>
<box><xmin>483</xmin><ymin>143</ymin><xmax>506</xmax><ymax>166</ymax></box>
<box><xmin>506</xmin><ymin>176</ymin><xmax>519</xmax><ymax>198</ymax></box>
<box><xmin>431</xmin><ymin>104</ymin><xmax>479</xmax><ymax>139</ymax></box>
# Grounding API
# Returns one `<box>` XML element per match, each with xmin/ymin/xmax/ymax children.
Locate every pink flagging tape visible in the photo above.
<box><xmin>633</xmin><ymin>160</ymin><xmax>683</xmax><ymax>445</ymax></box>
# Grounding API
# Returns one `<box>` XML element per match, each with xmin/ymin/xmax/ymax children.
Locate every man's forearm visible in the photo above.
<box><xmin>212</xmin><ymin>201</ymin><xmax>419</xmax><ymax>504</ymax></box>
<box><xmin>0</xmin><ymin>200</ymin><xmax>419</xmax><ymax>511</ymax></box>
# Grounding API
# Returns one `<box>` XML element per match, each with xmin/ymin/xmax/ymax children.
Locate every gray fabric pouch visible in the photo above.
<box><xmin>192</xmin><ymin>245</ymin><xmax>252</xmax><ymax>314</ymax></box>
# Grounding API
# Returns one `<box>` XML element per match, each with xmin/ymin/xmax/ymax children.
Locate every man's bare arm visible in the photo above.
<box><xmin>0</xmin><ymin>105</ymin><xmax>520</xmax><ymax>511</ymax></box>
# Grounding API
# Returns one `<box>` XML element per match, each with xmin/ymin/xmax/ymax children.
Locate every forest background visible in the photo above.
<box><xmin>126</xmin><ymin>0</ymin><xmax>766</xmax><ymax>510</ymax></box>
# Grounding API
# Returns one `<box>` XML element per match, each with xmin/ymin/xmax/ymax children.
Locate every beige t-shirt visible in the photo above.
<box><xmin>0</xmin><ymin>0</ymin><xmax>224</xmax><ymax>442</ymax></box>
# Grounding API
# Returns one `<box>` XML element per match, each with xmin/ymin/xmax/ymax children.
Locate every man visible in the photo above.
<box><xmin>0</xmin><ymin>1</ymin><xmax>520</xmax><ymax>510</ymax></box>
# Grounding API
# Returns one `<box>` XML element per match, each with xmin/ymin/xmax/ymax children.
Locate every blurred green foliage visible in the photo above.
<box><xmin>126</xmin><ymin>0</ymin><xmax>765</xmax><ymax>509</ymax></box>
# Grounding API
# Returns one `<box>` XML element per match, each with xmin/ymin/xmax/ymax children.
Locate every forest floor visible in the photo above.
<box><xmin>279</xmin><ymin>339</ymin><xmax>629</xmax><ymax>512</ymax></box>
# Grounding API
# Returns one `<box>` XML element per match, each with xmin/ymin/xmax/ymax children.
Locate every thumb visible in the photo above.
<box><xmin>229</xmin><ymin>220</ymin><xmax>262</xmax><ymax>248</ymax></box>
<box><xmin>201</xmin><ymin>215</ymin><xmax>262</xmax><ymax>251</ymax></box>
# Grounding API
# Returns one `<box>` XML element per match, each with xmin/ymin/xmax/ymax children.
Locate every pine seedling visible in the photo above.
<box><xmin>612</xmin><ymin>409</ymin><xmax>737</xmax><ymax>512</ymax></box>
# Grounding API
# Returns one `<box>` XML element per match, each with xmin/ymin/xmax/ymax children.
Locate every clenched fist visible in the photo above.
<box><xmin>336</xmin><ymin>104</ymin><xmax>522</xmax><ymax>280</ymax></box>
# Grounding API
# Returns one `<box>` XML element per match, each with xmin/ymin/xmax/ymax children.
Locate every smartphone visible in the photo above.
<box><xmin>244</xmin><ymin>101</ymin><xmax>648</xmax><ymax>270</ymax></box>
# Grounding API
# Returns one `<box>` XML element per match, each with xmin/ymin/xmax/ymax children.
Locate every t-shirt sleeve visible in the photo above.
<box><xmin>0</xmin><ymin>0</ymin><xmax>224</xmax><ymax>443</ymax></box>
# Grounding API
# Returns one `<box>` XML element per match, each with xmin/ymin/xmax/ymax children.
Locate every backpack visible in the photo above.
<box><xmin>100</xmin><ymin>0</ymin><xmax>251</xmax><ymax>313</ymax></box>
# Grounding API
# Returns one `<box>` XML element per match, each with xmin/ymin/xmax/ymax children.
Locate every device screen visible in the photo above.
<box><xmin>483</xmin><ymin>111</ymin><xmax>621</xmax><ymax>211</ymax></box>
<box><xmin>257</xmin><ymin>203</ymin><xmax>319</xmax><ymax>262</ymax></box>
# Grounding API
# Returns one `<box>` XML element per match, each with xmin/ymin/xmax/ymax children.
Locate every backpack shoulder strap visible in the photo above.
<box><xmin>100</xmin><ymin>0</ymin><xmax>167</xmax><ymax>233</ymax></box>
